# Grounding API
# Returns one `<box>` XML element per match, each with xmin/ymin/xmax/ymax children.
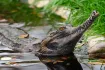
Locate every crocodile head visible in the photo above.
<box><xmin>37</xmin><ymin>10</ymin><xmax>99</xmax><ymax>56</ymax></box>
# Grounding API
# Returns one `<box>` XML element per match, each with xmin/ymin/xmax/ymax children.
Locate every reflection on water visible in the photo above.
<box><xmin>0</xmin><ymin>52</ymin><xmax>47</xmax><ymax>70</ymax></box>
<box><xmin>0</xmin><ymin>51</ymin><xmax>105</xmax><ymax>70</ymax></box>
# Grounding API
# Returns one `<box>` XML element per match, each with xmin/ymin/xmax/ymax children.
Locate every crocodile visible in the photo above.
<box><xmin>0</xmin><ymin>11</ymin><xmax>99</xmax><ymax>70</ymax></box>
<box><xmin>35</xmin><ymin>11</ymin><xmax>99</xmax><ymax>70</ymax></box>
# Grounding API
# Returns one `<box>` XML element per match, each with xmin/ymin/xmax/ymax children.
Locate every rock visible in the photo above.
<box><xmin>0</xmin><ymin>24</ymin><xmax>52</xmax><ymax>53</ymax></box>
<box><xmin>10</xmin><ymin>23</ymin><xmax>25</xmax><ymax>28</ymax></box>
<box><xmin>35</xmin><ymin>0</ymin><xmax>50</xmax><ymax>8</ymax></box>
<box><xmin>55</xmin><ymin>7</ymin><xmax>70</xmax><ymax>19</ymax></box>
<box><xmin>0</xmin><ymin>19</ymin><xmax>8</xmax><ymax>23</ymax></box>
<box><xmin>0</xmin><ymin>25</ymin><xmax>31</xmax><ymax>45</ymax></box>
<box><xmin>88</xmin><ymin>42</ymin><xmax>105</xmax><ymax>54</ymax></box>
<box><xmin>21</xmin><ymin>0</ymin><xmax>50</xmax><ymax>8</ymax></box>
<box><xmin>87</xmin><ymin>36</ymin><xmax>105</xmax><ymax>58</ymax></box>
<box><xmin>23</xmin><ymin>26</ymin><xmax>52</xmax><ymax>40</ymax></box>
<box><xmin>0</xmin><ymin>25</ymin><xmax>51</xmax><ymax>45</ymax></box>
<box><xmin>21</xmin><ymin>0</ymin><xmax>70</xmax><ymax>19</ymax></box>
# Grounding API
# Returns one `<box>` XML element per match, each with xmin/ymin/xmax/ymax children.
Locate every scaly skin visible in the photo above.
<box><xmin>35</xmin><ymin>11</ymin><xmax>99</xmax><ymax>70</ymax></box>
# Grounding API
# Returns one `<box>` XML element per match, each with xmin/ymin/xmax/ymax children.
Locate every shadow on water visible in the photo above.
<box><xmin>0</xmin><ymin>51</ymin><xmax>105</xmax><ymax>70</ymax></box>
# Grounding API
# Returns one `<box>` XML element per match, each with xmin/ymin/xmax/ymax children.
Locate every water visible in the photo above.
<box><xmin>0</xmin><ymin>25</ymin><xmax>104</xmax><ymax>70</ymax></box>
<box><xmin>0</xmin><ymin>52</ymin><xmax>47</xmax><ymax>70</ymax></box>
<box><xmin>0</xmin><ymin>52</ymin><xmax>104</xmax><ymax>70</ymax></box>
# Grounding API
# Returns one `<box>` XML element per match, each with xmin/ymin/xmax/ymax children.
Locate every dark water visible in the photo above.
<box><xmin>0</xmin><ymin>52</ymin><xmax>105</xmax><ymax>70</ymax></box>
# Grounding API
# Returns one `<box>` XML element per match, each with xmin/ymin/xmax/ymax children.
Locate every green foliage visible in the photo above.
<box><xmin>44</xmin><ymin>0</ymin><xmax>105</xmax><ymax>35</ymax></box>
<box><xmin>0</xmin><ymin>0</ymin><xmax>64</xmax><ymax>26</ymax></box>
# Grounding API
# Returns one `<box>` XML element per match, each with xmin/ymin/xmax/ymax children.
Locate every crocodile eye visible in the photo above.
<box><xmin>59</xmin><ymin>27</ymin><xmax>66</xmax><ymax>31</ymax></box>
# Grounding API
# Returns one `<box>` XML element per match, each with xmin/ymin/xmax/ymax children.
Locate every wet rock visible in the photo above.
<box><xmin>0</xmin><ymin>24</ymin><xmax>52</xmax><ymax>53</ymax></box>
<box><xmin>0</xmin><ymin>25</ymin><xmax>33</xmax><ymax>45</ymax></box>
<box><xmin>22</xmin><ymin>26</ymin><xmax>52</xmax><ymax>40</ymax></box>
<box><xmin>0</xmin><ymin>25</ymin><xmax>52</xmax><ymax>45</ymax></box>
<box><xmin>87</xmin><ymin>36</ymin><xmax>105</xmax><ymax>58</ymax></box>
